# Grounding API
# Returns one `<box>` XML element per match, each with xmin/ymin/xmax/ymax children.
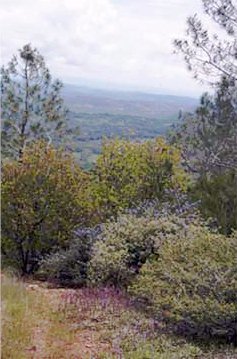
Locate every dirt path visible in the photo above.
<box><xmin>24</xmin><ymin>282</ymin><xmax>113</xmax><ymax>359</ymax></box>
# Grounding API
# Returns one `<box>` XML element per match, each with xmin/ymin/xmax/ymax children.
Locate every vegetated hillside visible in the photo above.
<box><xmin>63</xmin><ymin>84</ymin><xmax>198</xmax><ymax>117</ymax></box>
<box><xmin>62</xmin><ymin>84</ymin><xmax>198</xmax><ymax>169</ymax></box>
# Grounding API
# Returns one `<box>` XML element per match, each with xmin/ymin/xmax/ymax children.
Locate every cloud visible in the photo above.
<box><xmin>1</xmin><ymin>0</ymin><xmax>213</xmax><ymax>96</ymax></box>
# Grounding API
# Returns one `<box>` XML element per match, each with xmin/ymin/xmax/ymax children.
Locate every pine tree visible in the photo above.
<box><xmin>174</xmin><ymin>0</ymin><xmax>237</xmax><ymax>85</ymax></box>
<box><xmin>171</xmin><ymin>77</ymin><xmax>237</xmax><ymax>173</ymax></box>
<box><xmin>1</xmin><ymin>44</ymin><xmax>70</xmax><ymax>159</ymax></box>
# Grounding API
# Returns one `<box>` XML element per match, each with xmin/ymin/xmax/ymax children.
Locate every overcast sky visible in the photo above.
<box><xmin>1</xmin><ymin>0</ymin><xmax>216</xmax><ymax>96</ymax></box>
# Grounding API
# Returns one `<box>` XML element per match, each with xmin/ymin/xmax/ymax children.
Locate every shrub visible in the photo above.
<box><xmin>92</xmin><ymin>137</ymin><xmax>187</xmax><ymax>219</ymax></box>
<box><xmin>89</xmin><ymin>214</ymin><xmax>190</xmax><ymax>287</ymax></box>
<box><xmin>129</xmin><ymin>227</ymin><xmax>237</xmax><ymax>343</ymax></box>
<box><xmin>193</xmin><ymin>170</ymin><xmax>237</xmax><ymax>234</ymax></box>
<box><xmin>126</xmin><ymin>189</ymin><xmax>201</xmax><ymax>221</ymax></box>
<box><xmin>1</xmin><ymin>141</ymin><xmax>90</xmax><ymax>274</ymax></box>
<box><xmin>37</xmin><ymin>227</ymin><xmax>100</xmax><ymax>287</ymax></box>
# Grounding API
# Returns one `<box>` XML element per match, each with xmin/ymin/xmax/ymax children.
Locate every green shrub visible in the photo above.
<box><xmin>129</xmin><ymin>227</ymin><xmax>237</xmax><ymax>343</ymax></box>
<box><xmin>92</xmin><ymin>137</ymin><xmax>187</xmax><ymax>219</ymax></box>
<box><xmin>37</xmin><ymin>228</ymin><xmax>98</xmax><ymax>287</ymax></box>
<box><xmin>89</xmin><ymin>214</ymin><xmax>190</xmax><ymax>287</ymax></box>
<box><xmin>1</xmin><ymin>141</ymin><xmax>90</xmax><ymax>274</ymax></box>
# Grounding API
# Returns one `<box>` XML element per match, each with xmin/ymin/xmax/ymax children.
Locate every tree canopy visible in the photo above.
<box><xmin>1</xmin><ymin>44</ymin><xmax>72</xmax><ymax>159</ymax></box>
<box><xmin>1</xmin><ymin>141</ymin><xmax>90</xmax><ymax>274</ymax></box>
<box><xmin>174</xmin><ymin>0</ymin><xmax>237</xmax><ymax>85</ymax></box>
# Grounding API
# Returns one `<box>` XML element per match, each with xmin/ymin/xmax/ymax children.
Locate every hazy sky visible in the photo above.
<box><xmin>1</xmin><ymin>0</ymin><xmax>216</xmax><ymax>96</ymax></box>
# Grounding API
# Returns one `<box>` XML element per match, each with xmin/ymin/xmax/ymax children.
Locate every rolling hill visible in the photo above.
<box><xmin>62</xmin><ymin>84</ymin><xmax>199</xmax><ymax>168</ymax></box>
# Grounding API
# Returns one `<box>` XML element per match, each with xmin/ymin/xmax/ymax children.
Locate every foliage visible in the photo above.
<box><xmin>92</xmin><ymin>137</ymin><xmax>187</xmax><ymax>219</ymax></box>
<box><xmin>171</xmin><ymin>77</ymin><xmax>237</xmax><ymax>174</ymax></box>
<box><xmin>174</xmin><ymin>0</ymin><xmax>237</xmax><ymax>84</ymax></box>
<box><xmin>1</xmin><ymin>141</ymin><xmax>90</xmax><ymax>274</ymax></box>
<box><xmin>37</xmin><ymin>227</ymin><xmax>100</xmax><ymax>287</ymax></box>
<box><xmin>89</xmin><ymin>214</ymin><xmax>191</xmax><ymax>287</ymax></box>
<box><xmin>130</xmin><ymin>226</ymin><xmax>237</xmax><ymax>343</ymax></box>
<box><xmin>193</xmin><ymin>170</ymin><xmax>237</xmax><ymax>234</ymax></box>
<box><xmin>126</xmin><ymin>189</ymin><xmax>201</xmax><ymax>221</ymax></box>
<box><xmin>170</xmin><ymin>77</ymin><xmax>237</xmax><ymax>233</ymax></box>
<box><xmin>0</xmin><ymin>44</ymin><xmax>78</xmax><ymax>159</ymax></box>
<box><xmin>173</xmin><ymin>0</ymin><xmax>237</xmax><ymax>234</ymax></box>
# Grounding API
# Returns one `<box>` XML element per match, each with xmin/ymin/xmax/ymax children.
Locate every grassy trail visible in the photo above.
<box><xmin>1</xmin><ymin>274</ymin><xmax>111</xmax><ymax>359</ymax></box>
<box><xmin>2</xmin><ymin>274</ymin><xmax>237</xmax><ymax>359</ymax></box>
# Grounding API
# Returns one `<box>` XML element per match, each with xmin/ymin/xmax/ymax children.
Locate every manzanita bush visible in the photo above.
<box><xmin>88</xmin><ymin>214</ymin><xmax>194</xmax><ymax>288</ymax></box>
<box><xmin>129</xmin><ymin>226</ymin><xmax>237</xmax><ymax>344</ymax></box>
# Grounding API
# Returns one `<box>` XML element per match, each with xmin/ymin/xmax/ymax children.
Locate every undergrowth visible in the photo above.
<box><xmin>2</xmin><ymin>275</ymin><xmax>237</xmax><ymax>358</ymax></box>
<box><xmin>59</xmin><ymin>287</ymin><xmax>237</xmax><ymax>358</ymax></box>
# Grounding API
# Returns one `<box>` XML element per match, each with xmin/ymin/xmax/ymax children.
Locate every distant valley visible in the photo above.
<box><xmin>63</xmin><ymin>84</ymin><xmax>199</xmax><ymax>169</ymax></box>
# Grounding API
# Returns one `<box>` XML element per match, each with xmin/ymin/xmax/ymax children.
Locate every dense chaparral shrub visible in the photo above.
<box><xmin>88</xmin><ymin>214</ymin><xmax>195</xmax><ymax>287</ymax></box>
<box><xmin>37</xmin><ymin>193</ymin><xmax>201</xmax><ymax>288</ymax></box>
<box><xmin>37</xmin><ymin>227</ymin><xmax>101</xmax><ymax>287</ymax></box>
<box><xmin>1</xmin><ymin>141</ymin><xmax>91</xmax><ymax>274</ymax></box>
<box><xmin>129</xmin><ymin>227</ymin><xmax>237</xmax><ymax>344</ymax></box>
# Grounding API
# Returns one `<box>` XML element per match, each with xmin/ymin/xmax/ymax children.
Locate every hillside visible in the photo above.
<box><xmin>63</xmin><ymin>85</ymin><xmax>198</xmax><ymax>168</ymax></box>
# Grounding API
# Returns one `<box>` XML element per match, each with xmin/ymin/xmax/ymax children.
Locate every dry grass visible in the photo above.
<box><xmin>1</xmin><ymin>275</ymin><xmax>113</xmax><ymax>358</ymax></box>
<box><xmin>1</xmin><ymin>274</ymin><xmax>80</xmax><ymax>358</ymax></box>
<box><xmin>1</xmin><ymin>274</ymin><xmax>37</xmax><ymax>358</ymax></box>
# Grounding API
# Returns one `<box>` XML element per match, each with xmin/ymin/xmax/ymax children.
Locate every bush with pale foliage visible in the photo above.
<box><xmin>130</xmin><ymin>226</ymin><xmax>237</xmax><ymax>343</ymax></box>
<box><xmin>89</xmin><ymin>214</ymin><xmax>190</xmax><ymax>287</ymax></box>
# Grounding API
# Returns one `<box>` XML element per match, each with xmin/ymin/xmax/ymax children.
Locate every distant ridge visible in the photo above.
<box><xmin>62</xmin><ymin>84</ymin><xmax>198</xmax><ymax>118</ymax></box>
<box><xmin>63</xmin><ymin>83</ymin><xmax>199</xmax><ymax>100</ymax></box>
